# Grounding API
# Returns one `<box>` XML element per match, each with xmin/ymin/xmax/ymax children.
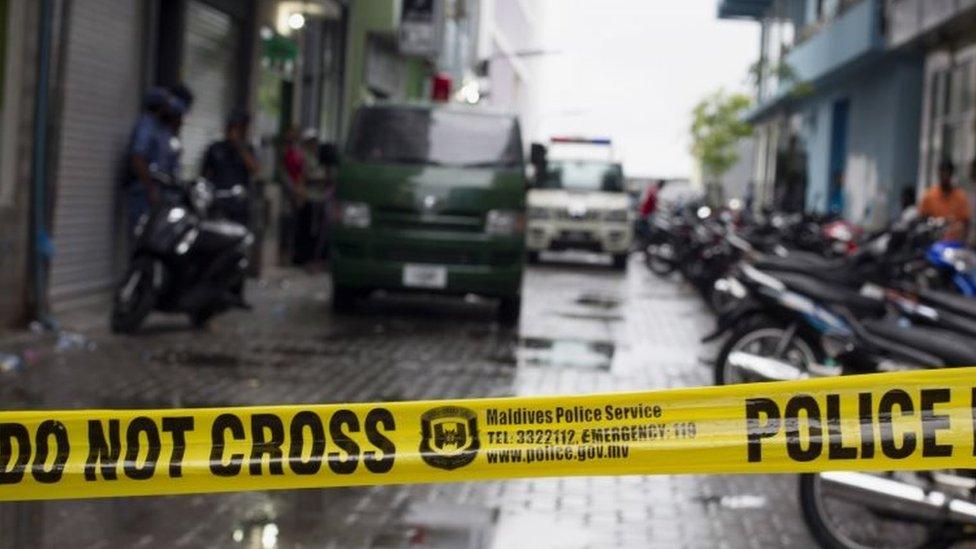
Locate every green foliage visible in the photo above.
<box><xmin>690</xmin><ymin>90</ymin><xmax>754</xmax><ymax>180</ymax></box>
<box><xmin>748</xmin><ymin>59</ymin><xmax>814</xmax><ymax>99</ymax></box>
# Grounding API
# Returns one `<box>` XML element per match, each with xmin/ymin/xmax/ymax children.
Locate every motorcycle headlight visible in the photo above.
<box><xmin>945</xmin><ymin>248</ymin><xmax>976</xmax><ymax>273</ymax></box>
<box><xmin>338</xmin><ymin>201</ymin><xmax>371</xmax><ymax>228</ymax></box>
<box><xmin>527</xmin><ymin>206</ymin><xmax>551</xmax><ymax>220</ymax></box>
<box><xmin>604</xmin><ymin>209</ymin><xmax>629</xmax><ymax>222</ymax></box>
<box><xmin>485</xmin><ymin>209</ymin><xmax>524</xmax><ymax>236</ymax></box>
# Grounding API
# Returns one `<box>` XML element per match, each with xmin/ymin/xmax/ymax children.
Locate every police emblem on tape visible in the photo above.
<box><xmin>419</xmin><ymin>406</ymin><xmax>480</xmax><ymax>470</ymax></box>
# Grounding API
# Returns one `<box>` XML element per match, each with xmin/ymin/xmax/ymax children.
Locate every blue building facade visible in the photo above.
<box><xmin>720</xmin><ymin>0</ymin><xmax>925</xmax><ymax>226</ymax></box>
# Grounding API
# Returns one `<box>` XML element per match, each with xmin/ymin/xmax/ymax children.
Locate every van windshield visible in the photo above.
<box><xmin>540</xmin><ymin>160</ymin><xmax>624</xmax><ymax>192</ymax></box>
<box><xmin>346</xmin><ymin>107</ymin><xmax>522</xmax><ymax>168</ymax></box>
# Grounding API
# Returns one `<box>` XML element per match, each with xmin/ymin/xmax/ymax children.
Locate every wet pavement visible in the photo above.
<box><xmin>0</xmin><ymin>253</ymin><xmax>817</xmax><ymax>548</ymax></box>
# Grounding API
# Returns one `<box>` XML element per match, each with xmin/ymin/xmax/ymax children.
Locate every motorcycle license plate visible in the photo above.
<box><xmin>403</xmin><ymin>264</ymin><xmax>448</xmax><ymax>289</ymax></box>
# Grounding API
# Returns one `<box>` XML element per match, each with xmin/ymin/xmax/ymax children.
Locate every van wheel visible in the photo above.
<box><xmin>332</xmin><ymin>283</ymin><xmax>357</xmax><ymax>313</ymax></box>
<box><xmin>611</xmin><ymin>253</ymin><xmax>628</xmax><ymax>270</ymax></box>
<box><xmin>498</xmin><ymin>295</ymin><xmax>521</xmax><ymax>325</ymax></box>
<box><xmin>527</xmin><ymin>251</ymin><xmax>541</xmax><ymax>265</ymax></box>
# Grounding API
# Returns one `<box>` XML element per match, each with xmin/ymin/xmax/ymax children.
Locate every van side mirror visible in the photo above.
<box><xmin>529</xmin><ymin>143</ymin><xmax>547</xmax><ymax>187</ymax></box>
<box><xmin>319</xmin><ymin>142</ymin><xmax>340</xmax><ymax>167</ymax></box>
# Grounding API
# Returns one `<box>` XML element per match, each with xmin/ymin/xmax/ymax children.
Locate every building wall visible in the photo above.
<box><xmin>340</xmin><ymin>0</ymin><xmax>398</xmax><ymax>138</ymax></box>
<box><xmin>800</xmin><ymin>55</ymin><xmax>923</xmax><ymax>224</ymax></box>
<box><xmin>481</xmin><ymin>0</ymin><xmax>542</xmax><ymax>140</ymax></box>
<box><xmin>0</xmin><ymin>0</ymin><xmax>39</xmax><ymax>327</ymax></box>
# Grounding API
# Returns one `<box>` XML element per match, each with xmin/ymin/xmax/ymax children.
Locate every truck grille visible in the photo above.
<box><xmin>374</xmin><ymin>209</ymin><xmax>483</xmax><ymax>233</ymax></box>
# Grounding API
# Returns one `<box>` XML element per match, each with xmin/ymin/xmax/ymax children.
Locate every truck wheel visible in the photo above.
<box><xmin>332</xmin><ymin>283</ymin><xmax>357</xmax><ymax>313</ymax></box>
<box><xmin>498</xmin><ymin>295</ymin><xmax>521</xmax><ymax>325</ymax></box>
<box><xmin>611</xmin><ymin>253</ymin><xmax>628</xmax><ymax>271</ymax></box>
<box><xmin>526</xmin><ymin>251</ymin><xmax>541</xmax><ymax>265</ymax></box>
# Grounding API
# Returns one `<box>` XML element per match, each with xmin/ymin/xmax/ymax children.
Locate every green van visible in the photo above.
<box><xmin>329</xmin><ymin>103</ymin><xmax>526</xmax><ymax>322</ymax></box>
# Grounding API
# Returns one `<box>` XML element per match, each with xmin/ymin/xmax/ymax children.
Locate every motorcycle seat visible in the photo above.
<box><xmin>753</xmin><ymin>254</ymin><xmax>859</xmax><ymax>284</ymax></box>
<box><xmin>196</xmin><ymin>220</ymin><xmax>249</xmax><ymax>253</ymax></box>
<box><xmin>766</xmin><ymin>271</ymin><xmax>886</xmax><ymax>317</ymax></box>
<box><xmin>861</xmin><ymin>319</ymin><xmax>976</xmax><ymax>367</ymax></box>
<box><xmin>915</xmin><ymin>287</ymin><xmax>976</xmax><ymax>319</ymax></box>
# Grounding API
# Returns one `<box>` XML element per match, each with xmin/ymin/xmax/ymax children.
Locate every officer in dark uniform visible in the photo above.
<box><xmin>201</xmin><ymin>110</ymin><xmax>259</xmax><ymax>227</ymax></box>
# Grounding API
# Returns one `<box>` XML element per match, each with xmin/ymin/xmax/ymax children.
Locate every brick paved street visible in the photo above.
<box><xmin>0</xmin><ymin>256</ymin><xmax>817</xmax><ymax>548</ymax></box>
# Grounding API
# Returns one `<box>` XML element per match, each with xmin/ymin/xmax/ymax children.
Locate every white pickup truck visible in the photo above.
<box><xmin>526</xmin><ymin>138</ymin><xmax>632</xmax><ymax>269</ymax></box>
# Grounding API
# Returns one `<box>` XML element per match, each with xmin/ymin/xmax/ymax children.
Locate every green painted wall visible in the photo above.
<box><xmin>341</xmin><ymin>0</ymin><xmax>398</xmax><ymax>139</ymax></box>
<box><xmin>340</xmin><ymin>0</ymin><xmax>433</xmax><ymax>139</ymax></box>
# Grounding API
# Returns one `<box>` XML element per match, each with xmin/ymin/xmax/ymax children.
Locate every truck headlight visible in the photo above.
<box><xmin>528</xmin><ymin>206</ymin><xmax>551</xmax><ymax>220</ymax></box>
<box><xmin>604</xmin><ymin>209</ymin><xmax>628</xmax><ymax>222</ymax></box>
<box><xmin>338</xmin><ymin>201</ymin><xmax>371</xmax><ymax>228</ymax></box>
<box><xmin>485</xmin><ymin>209</ymin><xmax>524</xmax><ymax>235</ymax></box>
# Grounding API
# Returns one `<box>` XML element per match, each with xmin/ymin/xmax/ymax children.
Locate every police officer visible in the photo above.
<box><xmin>127</xmin><ymin>88</ymin><xmax>172</xmax><ymax>234</ymax></box>
<box><xmin>201</xmin><ymin>110</ymin><xmax>258</xmax><ymax>226</ymax></box>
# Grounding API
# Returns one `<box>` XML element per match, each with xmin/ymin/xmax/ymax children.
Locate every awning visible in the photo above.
<box><xmin>718</xmin><ymin>0</ymin><xmax>772</xmax><ymax>19</ymax></box>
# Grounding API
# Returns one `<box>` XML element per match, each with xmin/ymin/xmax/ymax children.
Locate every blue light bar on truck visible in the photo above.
<box><xmin>550</xmin><ymin>136</ymin><xmax>612</xmax><ymax>145</ymax></box>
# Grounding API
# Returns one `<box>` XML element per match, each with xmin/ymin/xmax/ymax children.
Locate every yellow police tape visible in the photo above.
<box><xmin>2</xmin><ymin>367</ymin><xmax>976</xmax><ymax>501</ymax></box>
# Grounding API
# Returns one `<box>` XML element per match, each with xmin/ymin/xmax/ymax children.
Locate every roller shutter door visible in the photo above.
<box><xmin>49</xmin><ymin>0</ymin><xmax>142</xmax><ymax>304</ymax></box>
<box><xmin>179</xmin><ymin>0</ymin><xmax>238</xmax><ymax>178</ymax></box>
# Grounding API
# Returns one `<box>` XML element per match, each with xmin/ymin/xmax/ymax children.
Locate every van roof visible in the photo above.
<box><xmin>359</xmin><ymin>100</ymin><xmax>517</xmax><ymax>119</ymax></box>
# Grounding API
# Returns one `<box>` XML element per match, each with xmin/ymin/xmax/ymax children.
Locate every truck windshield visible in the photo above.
<box><xmin>541</xmin><ymin>160</ymin><xmax>624</xmax><ymax>192</ymax></box>
<box><xmin>346</xmin><ymin>107</ymin><xmax>522</xmax><ymax>168</ymax></box>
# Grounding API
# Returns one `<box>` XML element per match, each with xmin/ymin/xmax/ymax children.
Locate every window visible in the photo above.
<box><xmin>347</xmin><ymin>106</ymin><xmax>522</xmax><ymax>168</ymax></box>
<box><xmin>923</xmin><ymin>52</ymin><xmax>976</xmax><ymax>189</ymax></box>
<box><xmin>540</xmin><ymin>160</ymin><xmax>625</xmax><ymax>193</ymax></box>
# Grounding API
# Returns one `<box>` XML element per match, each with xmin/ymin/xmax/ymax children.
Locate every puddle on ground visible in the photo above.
<box><xmin>555</xmin><ymin>311</ymin><xmax>625</xmax><ymax>322</ymax></box>
<box><xmin>149</xmin><ymin>348</ymin><xmax>246</xmax><ymax>368</ymax></box>
<box><xmin>371</xmin><ymin>502</ymin><xmax>498</xmax><ymax>548</ymax></box>
<box><xmin>575</xmin><ymin>292</ymin><xmax>621</xmax><ymax>309</ymax></box>
<box><xmin>518</xmin><ymin>337</ymin><xmax>615</xmax><ymax>370</ymax></box>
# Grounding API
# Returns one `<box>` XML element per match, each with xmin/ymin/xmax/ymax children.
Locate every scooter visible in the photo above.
<box><xmin>110</xmin><ymin>172</ymin><xmax>254</xmax><ymax>333</ymax></box>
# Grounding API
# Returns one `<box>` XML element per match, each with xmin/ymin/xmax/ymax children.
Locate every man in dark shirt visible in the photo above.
<box><xmin>201</xmin><ymin>110</ymin><xmax>258</xmax><ymax>226</ymax></box>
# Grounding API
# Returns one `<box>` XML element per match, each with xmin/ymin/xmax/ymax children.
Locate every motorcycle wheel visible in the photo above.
<box><xmin>798</xmin><ymin>473</ymin><xmax>949</xmax><ymax>549</ymax></box>
<box><xmin>190</xmin><ymin>308</ymin><xmax>215</xmax><ymax>329</ymax></box>
<box><xmin>644</xmin><ymin>242</ymin><xmax>677</xmax><ymax>276</ymax></box>
<box><xmin>705</xmin><ymin>284</ymin><xmax>737</xmax><ymax>315</ymax></box>
<box><xmin>714</xmin><ymin>316</ymin><xmax>822</xmax><ymax>385</ymax></box>
<box><xmin>110</xmin><ymin>256</ymin><xmax>158</xmax><ymax>334</ymax></box>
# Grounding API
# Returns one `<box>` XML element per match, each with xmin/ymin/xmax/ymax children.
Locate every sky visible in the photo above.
<box><xmin>529</xmin><ymin>0</ymin><xmax>758</xmax><ymax>179</ymax></box>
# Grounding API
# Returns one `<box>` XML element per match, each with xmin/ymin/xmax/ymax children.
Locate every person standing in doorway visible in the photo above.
<box><xmin>920</xmin><ymin>160</ymin><xmax>971</xmax><ymax>243</ymax></box>
<box><xmin>201</xmin><ymin>110</ymin><xmax>259</xmax><ymax>227</ymax></box>
<box><xmin>282</xmin><ymin>127</ymin><xmax>315</xmax><ymax>264</ymax></box>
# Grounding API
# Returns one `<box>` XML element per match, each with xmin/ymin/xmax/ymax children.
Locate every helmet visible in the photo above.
<box><xmin>143</xmin><ymin>87</ymin><xmax>168</xmax><ymax>110</ymax></box>
<box><xmin>165</xmin><ymin>96</ymin><xmax>188</xmax><ymax>117</ymax></box>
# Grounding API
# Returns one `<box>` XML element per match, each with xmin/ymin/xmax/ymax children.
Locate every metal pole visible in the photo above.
<box><xmin>30</xmin><ymin>0</ymin><xmax>56</xmax><ymax>329</ymax></box>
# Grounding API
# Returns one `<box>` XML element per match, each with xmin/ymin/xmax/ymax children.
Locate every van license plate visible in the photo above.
<box><xmin>403</xmin><ymin>264</ymin><xmax>447</xmax><ymax>289</ymax></box>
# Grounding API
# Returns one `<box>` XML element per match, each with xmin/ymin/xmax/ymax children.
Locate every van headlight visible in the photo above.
<box><xmin>338</xmin><ymin>201</ymin><xmax>371</xmax><ymax>228</ymax></box>
<box><xmin>485</xmin><ymin>210</ymin><xmax>524</xmax><ymax>235</ymax></box>
<box><xmin>604</xmin><ymin>209</ymin><xmax>628</xmax><ymax>222</ymax></box>
<box><xmin>528</xmin><ymin>206</ymin><xmax>551</xmax><ymax>220</ymax></box>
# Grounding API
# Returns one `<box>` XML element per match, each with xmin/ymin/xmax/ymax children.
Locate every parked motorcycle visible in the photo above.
<box><xmin>703</xmin><ymin>263</ymin><xmax>976</xmax><ymax>385</ymax></box>
<box><xmin>704</xmin><ymin>262</ymin><xmax>976</xmax><ymax>549</ymax></box>
<box><xmin>110</xmin><ymin>173</ymin><xmax>254</xmax><ymax>333</ymax></box>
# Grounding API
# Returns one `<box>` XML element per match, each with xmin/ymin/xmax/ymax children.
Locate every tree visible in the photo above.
<box><xmin>690</xmin><ymin>90</ymin><xmax>753</xmax><ymax>183</ymax></box>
